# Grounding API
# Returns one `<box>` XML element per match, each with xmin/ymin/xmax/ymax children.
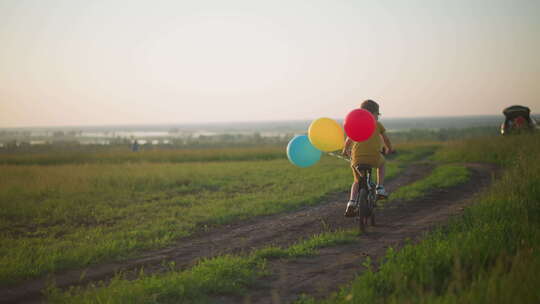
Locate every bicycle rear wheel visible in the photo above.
<box><xmin>368</xmin><ymin>188</ymin><xmax>376</xmax><ymax>226</ymax></box>
<box><xmin>357</xmin><ymin>188</ymin><xmax>368</xmax><ymax>233</ymax></box>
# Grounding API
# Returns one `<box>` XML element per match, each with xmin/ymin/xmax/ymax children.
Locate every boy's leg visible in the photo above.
<box><xmin>350</xmin><ymin>166</ymin><xmax>360</xmax><ymax>200</ymax></box>
<box><xmin>349</xmin><ymin>181</ymin><xmax>359</xmax><ymax>201</ymax></box>
<box><xmin>345</xmin><ymin>181</ymin><xmax>359</xmax><ymax>217</ymax></box>
<box><xmin>376</xmin><ymin>162</ymin><xmax>389</xmax><ymax>198</ymax></box>
<box><xmin>377</xmin><ymin>163</ymin><xmax>385</xmax><ymax>185</ymax></box>
<box><xmin>345</xmin><ymin>167</ymin><xmax>360</xmax><ymax>217</ymax></box>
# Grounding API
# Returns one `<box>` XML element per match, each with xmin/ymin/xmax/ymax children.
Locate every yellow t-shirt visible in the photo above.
<box><xmin>351</xmin><ymin>121</ymin><xmax>386</xmax><ymax>165</ymax></box>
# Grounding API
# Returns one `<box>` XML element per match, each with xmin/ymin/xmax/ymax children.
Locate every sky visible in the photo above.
<box><xmin>1</xmin><ymin>0</ymin><xmax>539</xmax><ymax>127</ymax></box>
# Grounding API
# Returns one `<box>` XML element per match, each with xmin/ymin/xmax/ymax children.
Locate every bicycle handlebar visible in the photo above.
<box><xmin>328</xmin><ymin>149</ymin><xmax>397</xmax><ymax>163</ymax></box>
<box><xmin>327</xmin><ymin>152</ymin><xmax>351</xmax><ymax>162</ymax></box>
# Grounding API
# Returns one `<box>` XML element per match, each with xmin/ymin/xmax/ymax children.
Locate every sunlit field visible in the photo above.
<box><xmin>0</xmin><ymin>157</ymin><xmax>341</xmax><ymax>284</ymax></box>
<box><xmin>5</xmin><ymin>130</ymin><xmax>540</xmax><ymax>303</ymax></box>
<box><xmin>39</xmin><ymin>133</ymin><xmax>540</xmax><ymax>304</ymax></box>
<box><xmin>1</xmin><ymin>143</ymin><xmax>432</xmax><ymax>285</ymax></box>
<box><xmin>0</xmin><ymin>146</ymin><xmax>285</xmax><ymax>165</ymax></box>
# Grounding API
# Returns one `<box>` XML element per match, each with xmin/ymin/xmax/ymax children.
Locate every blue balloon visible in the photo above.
<box><xmin>287</xmin><ymin>135</ymin><xmax>322</xmax><ymax>168</ymax></box>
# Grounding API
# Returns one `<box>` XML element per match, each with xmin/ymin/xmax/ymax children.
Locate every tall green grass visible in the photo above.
<box><xmin>303</xmin><ymin>133</ymin><xmax>540</xmax><ymax>303</ymax></box>
<box><xmin>387</xmin><ymin>164</ymin><xmax>469</xmax><ymax>202</ymax></box>
<box><xmin>255</xmin><ymin>230</ymin><xmax>358</xmax><ymax>259</ymax></box>
<box><xmin>0</xmin><ymin>146</ymin><xmax>285</xmax><ymax>165</ymax></box>
<box><xmin>0</xmin><ymin>157</ymin><xmax>353</xmax><ymax>284</ymax></box>
<box><xmin>0</xmin><ymin>142</ymin><xmax>420</xmax><ymax>285</ymax></box>
<box><xmin>0</xmin><ymin>141</ymin><xmax>439</xmax><ymax>166</ymax></box>
<box><xmin>391</xmin><ymin>143</ymin><xmax>440</xmax><ymax>163</ymax></box>
<box><xmin>47</xmin><ymin>254</ymin><xmax>266</xmax><ymax>304</ymax></box>
<box><xmin>433</xmin><ymin>134</ymin><xmax>530</xmax><ymax>166</ymax></box>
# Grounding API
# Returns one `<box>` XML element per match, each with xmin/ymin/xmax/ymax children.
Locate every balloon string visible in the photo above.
<box><xmin>327</xmin><ymin>152</ymin><xmax>351</xmax><ymax>162</ymax></box>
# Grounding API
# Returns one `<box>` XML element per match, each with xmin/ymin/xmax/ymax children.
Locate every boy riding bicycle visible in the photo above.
<box><xmin>342</xmin><ymin>99</ymin><xmax>393</xmax><ymax>217</ymax></box>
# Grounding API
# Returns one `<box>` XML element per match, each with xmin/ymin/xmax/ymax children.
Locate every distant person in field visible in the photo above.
<box><xmin>342</xmin><ymin>99</ymin><xmax>394</xmax><ymax>217</ymax></box>
<box><xmin>131</xmin><ymin>139</ymin><xmax>139</xmax><ymax>152</ymax></box>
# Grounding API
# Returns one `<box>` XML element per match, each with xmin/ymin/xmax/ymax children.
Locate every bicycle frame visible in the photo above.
<box><xmin>354</xmin><ymin>165</ymin><xmax>377</xmax><ymax>232</ymax></box>
<box><xmin>327</xmin><ymin>152</ymin><xmax>378</xmax><ymax>232</ymax></box>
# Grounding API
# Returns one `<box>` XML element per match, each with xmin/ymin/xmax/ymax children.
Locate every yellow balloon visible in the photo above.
<box><xmin>308</xmin><ymin>117</ymin><xmax>345</xmax><ymax>152</ymax></box>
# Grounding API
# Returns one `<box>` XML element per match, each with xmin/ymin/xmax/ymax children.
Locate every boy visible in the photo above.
<box><xmin>342</xmin><ymin>99</ymin><xmax>393</xmax><ymax>217</ymax></box>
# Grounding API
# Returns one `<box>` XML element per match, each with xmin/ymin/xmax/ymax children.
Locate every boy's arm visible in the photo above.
<box><xmin>381</xmin><ymin>133</ymin><xmax>393</xmax><ymax>153</ymax></box>
<box><xmin>342</xmin><ymin>137</ymin><xmax>353</xmax><ymax>157</ymax></box>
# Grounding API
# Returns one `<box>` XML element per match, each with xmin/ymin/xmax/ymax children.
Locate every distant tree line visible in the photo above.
<box><xmin>388</xmin><ymin>126</ymin><xmax>500</xmax><ymax>143</ymax></box>
<box><xmin>0</xmin><ymin>126</ymin><xmax>505</xmax><ymax>153</ymax></box>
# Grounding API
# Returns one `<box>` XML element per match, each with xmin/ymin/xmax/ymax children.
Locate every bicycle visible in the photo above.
<box><xmin>352</xmin><ymin>164</ymin><xmax>377</xmax><ymax>233</ymax></box>
<box><xmin>328</xmin><ymin>152</ymin><xmax>377</xmax><ymax>232</ymax></box>
<box><xmin>330</xmin><ymin>150</ymin><xmax>395</xmax><ymax>233</ymax></box>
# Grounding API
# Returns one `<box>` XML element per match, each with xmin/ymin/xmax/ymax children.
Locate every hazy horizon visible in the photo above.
<box><xmin>1</xmin><ymin>0</ymin><xmax>539</xmax><ymax>128</ymax></box>
<box><xmin>2</xmin><ymin>114</ymin><xmax>527</xmax><ymax>132</ymax></box>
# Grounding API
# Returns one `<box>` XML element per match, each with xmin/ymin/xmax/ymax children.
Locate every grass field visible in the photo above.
<box><xmin>0</xmin><ymin>157</ymin><xmax>351</xmax><ymax>284</ymax></box>
<box><xmin>0</xmin><ymin>146</ymin><xmax>286</xmax><ymax>165</ymax></box>
<box><xmin>33</xmin><ymin>137</ymin><xmax>494</xmax><ymax>303</ymax></box>
<box><xmin>1</xmin><ymin>143</ymin><xmax>435</xmax><ymax>285</ymax></box>
<box><xmin>37</xmin><ymin>132</ymin><xmax>540</xmax><ymax>303</ymax></box>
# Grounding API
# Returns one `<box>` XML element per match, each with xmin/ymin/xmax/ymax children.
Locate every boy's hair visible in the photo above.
<box><xmin>361</xmin><ymin>99</ymin><xmax>380</xmax><ymax>115</ymax></box>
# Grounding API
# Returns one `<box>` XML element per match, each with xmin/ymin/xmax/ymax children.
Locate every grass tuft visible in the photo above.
<box><xmin>255</xmin><ymin>230</ymin><xmax>358</xmax><ymax>259</ymax></box>
<box><xmin>387</xmin><ymin>164</ymin><xmax>470</xmax><ymax>202</ymax></box>
<box><xmin>47</xmin><ymin>255</ymin><xmax>266</xmax><ymax>304</ymax></box>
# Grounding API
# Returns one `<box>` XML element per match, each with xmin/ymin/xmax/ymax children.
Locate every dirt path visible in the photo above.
<box><xmin>215</xmin><ymin>163</ymin><xmax>498</xmax><ymax>304</ymax></box>
<box><xmin>0</xmin><ymin>162</ymin><xmax>486</xmax><ymax>304</ymax></box>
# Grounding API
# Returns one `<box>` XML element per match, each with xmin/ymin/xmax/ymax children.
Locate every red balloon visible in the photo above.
<box><xmin>344</xmin><ymin>109</ymin><xmax>376</xmax><ymax>142</ymax></box>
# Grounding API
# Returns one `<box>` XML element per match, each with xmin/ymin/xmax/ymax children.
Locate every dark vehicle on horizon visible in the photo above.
<box><xmin>500</xmin><ymin>105</ymin><xmax>537</xmax><ymax>135</ymax></box>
